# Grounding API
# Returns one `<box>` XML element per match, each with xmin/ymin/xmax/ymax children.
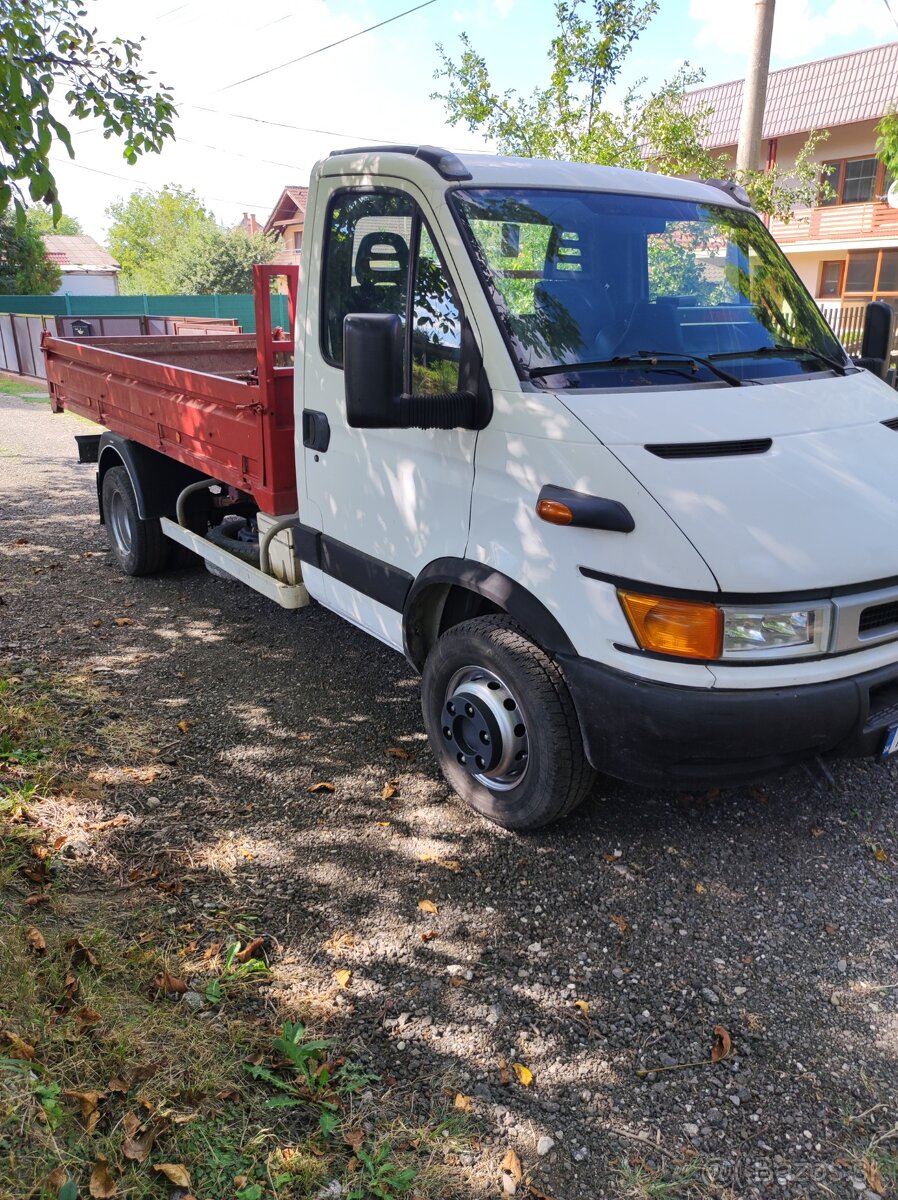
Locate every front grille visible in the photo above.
<box><xmin>645</xmin><ymin>438</ymin><xmax>772</xmax><ymax>459</ymax></box>
<box><xmin>859</xmin><ymin>600</ymin><xmax>898</xmax><ymax>634</ymax></box>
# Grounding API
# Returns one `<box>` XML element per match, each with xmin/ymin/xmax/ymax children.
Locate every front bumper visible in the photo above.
<box><xmin>557</xmin><ymin>652</ymin><xmax>898</xmax><ymax>788</ymax></box>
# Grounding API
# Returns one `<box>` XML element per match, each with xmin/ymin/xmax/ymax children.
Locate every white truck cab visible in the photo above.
<box><xmin>55</xmin><ymin>145</ymin><xmax>898</xmax><ymax>830</ymax></box>
<box><xmin>290</xmin><ymin>145</ymin><xmax>898</xmax><ymax>827</ymax></box>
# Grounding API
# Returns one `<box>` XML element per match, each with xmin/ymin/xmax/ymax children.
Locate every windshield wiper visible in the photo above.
<box><xmin>528</xmin><ymin>349</ymin><xmax>743</xmax><ymax>387</ymax></box>
<box><xmin>708</xmin><ymin>343</ymin><xmax>849</xmax><ymax>376</ymax></box>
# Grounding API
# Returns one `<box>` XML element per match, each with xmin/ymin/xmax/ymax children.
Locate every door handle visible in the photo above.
<box><xmin>302</xmin><ymin>409</ymin><xmax>331</xmax><ymax>452</ymax></box>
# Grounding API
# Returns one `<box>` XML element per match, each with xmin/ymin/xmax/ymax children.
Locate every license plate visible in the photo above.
<box><xmin>882</xmin><ymin>725</ymin><xmax>898</xmax><ymax>757</ymax></box>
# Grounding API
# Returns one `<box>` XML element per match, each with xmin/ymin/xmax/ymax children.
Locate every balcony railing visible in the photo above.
<box><xmin>771</xmin><ymin>202</ymin><xmax>898</xmax><ymax>245</ymax></box>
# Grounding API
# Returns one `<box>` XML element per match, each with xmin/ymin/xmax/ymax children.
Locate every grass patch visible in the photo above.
<box><xmin>0</xmin><ymin>664</ymin><xmax>475</xmax><ymax>1199</ymax></box>
<box><xmin>0</xmin><ymin>376</ymin><xmax>47</xmax><ymax>400</ymax></box>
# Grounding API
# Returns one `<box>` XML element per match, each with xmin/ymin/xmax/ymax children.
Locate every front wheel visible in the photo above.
<box><xmin>421</xmin><ymin>615</ymin><xmax>595</xmax><ymax>830</ymax></box>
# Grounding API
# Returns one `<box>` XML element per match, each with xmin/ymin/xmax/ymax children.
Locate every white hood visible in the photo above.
<box><xmin>559</xmin><ymin>370</ymin><xmax>898</xmax><ymax>592</ymax></box>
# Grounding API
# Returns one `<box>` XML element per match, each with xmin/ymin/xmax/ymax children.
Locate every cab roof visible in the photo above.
<box><xmin>323</xmin><ymin>144</ymin><xmax>747</xmax><ymax>210</ymax></box>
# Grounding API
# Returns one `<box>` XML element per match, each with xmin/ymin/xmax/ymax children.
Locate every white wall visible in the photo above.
<box><xmin>54</xmin><ymin>272</ymin><xmax>120</xmax><ymax>297</ymax></box>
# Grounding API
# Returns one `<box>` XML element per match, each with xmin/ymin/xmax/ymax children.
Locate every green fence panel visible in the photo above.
<box><xmin>0</xmin><ymin>292</ymin><xmax>291</xmax><ymax>333</ymax></box>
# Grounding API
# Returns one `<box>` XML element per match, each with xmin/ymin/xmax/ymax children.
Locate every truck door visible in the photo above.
<box><xmin>300</xmin><ymin>184</ymin><xmax>477</xmax><ymax>649</ymax></box>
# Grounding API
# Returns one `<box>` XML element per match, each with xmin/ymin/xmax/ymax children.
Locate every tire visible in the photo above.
<box><xmin>205</xmin><ymin>516</ymin><xmax>260</xmax><ymax>565</ymax></box>
<box><xmin>421</xmin><ymin>615</ymin><xmax>595</xmax><ymax>830</ymax></box>
<box><xmin>101</xmin><ymin>466</ymin><xmax>168</xmax><ymax>576</ymax></box>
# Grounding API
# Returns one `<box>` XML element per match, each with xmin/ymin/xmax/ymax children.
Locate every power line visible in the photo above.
<box><xmin>215</xmin><ymin>0</ymin><xmax>439</xmax><ymax>93</ymax></box>
<box><xmin>188</xmin><ymin>103</ymin><xmax>477</xmax><ymax>155</ymax></box>
<box><xmin>883</xmin><ymin>0</ymin><xmax>898</xmax><ymax>33</ymax></box>
<box><xmin>177</xmin><ymin>135</ymin><xmax>310</xmax><ymax>173</ymax></box>
<box><xmin>188</xmin><ymin>104</ymin><xmax>396</xmax><ymax>145</ymax></box>
<box><xmin>49</xmin><ymin>157</ymin><xmax>271</xmax><ymax>210</ymax></box>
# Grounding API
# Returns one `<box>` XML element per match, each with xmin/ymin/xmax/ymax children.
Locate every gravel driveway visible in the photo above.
<box><xmin>2</xmin><ymin>390</ymin><xmax>897</xmax><ymax>1200</ymax></box>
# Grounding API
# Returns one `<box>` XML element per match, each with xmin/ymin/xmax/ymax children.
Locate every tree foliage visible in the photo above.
<box><xmin>168</xmin><ymin>225</ymin><xmax>280</xmax><ymax>295</ymax></box>
<box><xmin>25</xmin><ymin>206</ymin><xmax>83</xmax><ymax>236</ymax></box>
<box><xmin>875</xmin><ymin>108</ymin><xmax>898</xmax><ymax>183</ymax></box>
<box><xmin>0</xmin><ymin>210</ymin><xmax>61</xmax><ymax>294</ymax></box>
<box><xmin>106</xmin><ymin>186</ymin><xmax>214</xmax><ymax>293</ymax></box>
<box><xmin>106</xmin><ymin>185</ymin><xmax>278</xmax><ymax>295</ymax></box>
<box><xmin>434</xmin><ymin>0</ymin><xmax>825</xmax><ymax>220</ymax></box>
<box><xmin>0</xmin><ymin>0</ymin><xmax>175</xmax><ymax>223</ymax></box>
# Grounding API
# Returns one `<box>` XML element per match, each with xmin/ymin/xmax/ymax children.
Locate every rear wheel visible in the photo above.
<box><xmin>421</xmin><ymin>615</ymin><xmax>595</xmax><ymax>830</ymax></box>
<box><xmin>101</xmin><ymin>466</ymin><xmax>168</xmax><ymax>576</ymax></box>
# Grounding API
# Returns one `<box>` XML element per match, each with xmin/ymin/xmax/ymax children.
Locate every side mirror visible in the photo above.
<box><xmin>343</xmin><ymin>313</ymin><xmax>491</xmax><ymax>430</ymax></box>
<box><xmin>852</xmin><ymin>300</ymin><xmax>894</xmax><ymax>380</ymax></box>
<box><xmin>344</xmin><ymin>313</ymin><xmax>405</xmax><ymax>429</ymax></box>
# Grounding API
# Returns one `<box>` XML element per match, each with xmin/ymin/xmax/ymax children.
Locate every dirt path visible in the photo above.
<box><xmin>2</xmin><ymin>390</ymin><xmax>897</xmax><ymax>1200</ymax></box>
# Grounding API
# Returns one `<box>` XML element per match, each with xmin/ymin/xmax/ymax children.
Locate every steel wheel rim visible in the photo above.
<box><xmin>442</xmin><ymin>664</ymin><xmax>529</xmax><ymax>791</ymax></box>
<box><xmin>108</xmin><ymin>490</ymin><xmax>133</xmax><ymax>557</ymax></box>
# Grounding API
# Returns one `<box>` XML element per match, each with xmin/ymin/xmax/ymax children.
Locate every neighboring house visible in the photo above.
<box><xmin>43</xmin><ymin>235</ymin><xmax>121</xmax><ymax>296</ymax></box>
<box><xmin>684</xmin><ymin>42</ymin><xmax>898</xmax><ymax>333</ymax></box>
<box><xmin>234</xmin><ymin>212</ymin><xmax>261</xmax><ymax>236</ymax></box>
<box><xmin>263</xmin><ymin>187</ymin><xmax>309</xmax><ymax>278</ymax></box>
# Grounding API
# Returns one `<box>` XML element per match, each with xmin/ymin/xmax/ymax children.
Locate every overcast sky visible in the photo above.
<box><xmin>53</xmin><ymin>0</ymin><xmax>898</xmax><ymax>241</ymax></box>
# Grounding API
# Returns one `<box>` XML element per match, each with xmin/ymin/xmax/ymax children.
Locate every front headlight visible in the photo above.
<box><xmin>720</xmin><ymin>604</ymin><xmax>832</xmax><ymax>659</ymax></box>
<box><xmin>617</xmin><ymin>590</ymin><xmax>833</xmax><ymax>661</ymax></box>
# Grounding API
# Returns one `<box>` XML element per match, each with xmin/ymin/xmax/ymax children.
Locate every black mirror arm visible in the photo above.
<box><xmin>398</xmin><ymin>391</ymin><xmax>484</xmax><ymax>430</ymax></box>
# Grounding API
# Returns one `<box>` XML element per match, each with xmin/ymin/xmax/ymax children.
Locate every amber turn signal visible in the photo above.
<box><xmin>536</xmin><ymin>498</ymin><xmax>573</xmax><ymax>525</ymax></box>
<box><xmin>618</xmin><ymin>590</ymin><xmax>723</xmax><ymax>660</ymax></box>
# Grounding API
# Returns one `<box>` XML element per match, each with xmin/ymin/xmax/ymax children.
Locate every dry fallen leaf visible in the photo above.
<box><xmin>334</xmin><ymin>968</ymin><xmax>352</xmax><ymax>988</ymax></box>
<box><xmin>417</xmin><ymin>899</ymin><xmax>438</xmax><ymax>914</ymax></box>
<box><xmin>3</xmin><ymin>1031</ymin><xmax>35</xmax><ymax>1059</ymax></box>
<box><xmin>153</xmin><ymin>1164</ymin><xmax>191</xmax><ymax>1189</ymax></box>
<box><xmin>863</xmin><ymin>1158</ymin><xmax>885</xmax><ymax>1196</ymax></box>
<box><xmin>202</xmin><ymin>941</ymin><xmax>223</xmax><ymax>961</ymax></box>
<box><xmin>113</xmin><ymin>617</ymin><xmax>133</xmax><ymax>626</ymax></box>
<box><xmin>512</xmin><ymin>1062</ymin><xmax>533</xmax><ymax>1087</ymax></box>
<box><xmin>343</xmin><ymin>1128</ymin><xmax>365</xmax><ymax>1152</ymax></box>
<box><xmin>711</xmin><ymin>1024</ymin><xmax>732</xmax><ymax>1063</ymax></box>
<box><xmin>419</xmin><ymin>854</ymin><xmax>462</xmax><ymax>872</ymax></box>
<box><xmin>823</xmin><ymin>924</ymin><xmax>837</xmax><ymax>936</ymax></box>
<box><xmin>46</xmin><ymin>1167</ymin><xmax>68</xmax><ymax>1193</ymax></box>
<box><xmin>25</xmin><ymin>925</ymin><xmax>47</xmax><ymax>953</ymax></box>
<box><xmin>89</xmin><ymin>1156</ymin><xmax>117</xmax><ymax>1198</ymax></box>
<box><xmin>609</xmin><ymin>913</ymin><xmax>628</xmax><ymax>935</ymax></box>
<box><xmin>420</xmin><ymin>930</ymin><xmax>437</xmax><ymax>943</ymax></box>
<box><xmin>376</xmin><ymin>820</ymin><xmax>391</xmax><ymax>828</ymax></box>
<box><xmin>694</xmin><ymin>882</ymin><xmax>707</xmax><ymax>894</ymax></box>
<box><xmin>123</xmin><ymin>1116</ymin><xmax>166</xmax><ymax>1163</ymax></box>
<box><xmin>454</xmin><ymin>1092</ymin><xmax>473</xmax><ymax>1112</ymax></box>
<box><xmin>500</xmin><ymin>1147</ymin><xmax>523</xmax><ymax>1184</ymax></box>
<box><xmin>386</xmin><ymin>746</ymin><xmax>412</xmax><ymax>759</ymax></box>
<box><xmin>872</xmin><ymin>844</ymin><xmax>889</xmax><ymax>863</ymax></box>
<box><xmin>235</xmin><ymin>937</ymin><xmax>265</xmax><ymax>964</ymax></box>
<box><xmin>177</xmin><ymin>719</ymin><xmax>191</xmax><ymax>734</ymax></box>
<box><xmin>153</xmin><ymin>971</ymin><xmax>188</xmax><ymax>995</ymax></box>
<box><xmin>498</xmin><ymin>1058</ymin><xmax>512</xmax><ymax>1086</ymax></box>
<box><xmin>573</xmin><ymin>999</ymin><xmax>590</xmax><ymax>1017</ymax></box>
<box><xmin>382</xmin><ymin>781</ymin><xmax>398</xmax><ymax>800</ymax></box>
<box><xmin>74</xmin><ymin>1007</ymin><xmax>102</xmax><ymax>1036</ymax></box>
<box><xmin>307</xmin><ymin>781</ymin><xmax>335</xmax><ymax>794</ymax></box>
<box><xmin>65</xmin><ymin>1090</ymin><xmax>105</xmax><ymax>1134</ymax></box>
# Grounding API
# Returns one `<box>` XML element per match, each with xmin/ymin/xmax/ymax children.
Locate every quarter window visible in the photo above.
<box><xmin>411</xmin><ymin>225</ymin><xmax>462</xmax><ymax>394</ymax></box>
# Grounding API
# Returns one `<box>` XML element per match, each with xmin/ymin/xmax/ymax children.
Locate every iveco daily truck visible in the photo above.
<box><xmin>43</xmin><ymin>146</ymin><xmax>898</xmax><ymax>829</ymax></box>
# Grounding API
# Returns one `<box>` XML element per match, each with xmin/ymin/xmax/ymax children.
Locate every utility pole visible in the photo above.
<box><xmin>736</xmin><ymin>0</ymin><xmax>776</xmax><ymax>173</ymax></box>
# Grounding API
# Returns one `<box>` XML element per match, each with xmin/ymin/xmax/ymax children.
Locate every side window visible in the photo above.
<box><xmin>411</xmin><ymin>225</ymin><xmax>462</xmax><ymax>394</ymax></box>
<box><xmin>321</xmin><ymin>191</ymin><xmax>414</xmax><ymax>366</ymax></box>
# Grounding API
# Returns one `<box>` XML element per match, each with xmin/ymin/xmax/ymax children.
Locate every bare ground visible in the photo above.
<box><xmin>2</xmin><ymin>389</ymin><xmax>898</xmax><ymax>1200</ymax></box>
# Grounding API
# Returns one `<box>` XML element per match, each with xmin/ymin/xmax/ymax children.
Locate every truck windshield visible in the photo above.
<box><xmin>451</xmin><ymin>187</ymin><xmax>849</xmax><ymax>388</ymax></box>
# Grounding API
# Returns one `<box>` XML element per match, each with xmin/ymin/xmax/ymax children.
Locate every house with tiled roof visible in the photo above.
<box><xmin>683</xmin><ymin>42</ymin><xmax>898</xmax><ymax>330</ymax></box>
<box><xmin>43</xmin><ymin>235</ymin><xmax>121</xmax><ymax>296</ymax></box>
<box><xmin>262</xmin><ymin>186</ymin><xmax>308</xmax><ymax>293</ymax></box>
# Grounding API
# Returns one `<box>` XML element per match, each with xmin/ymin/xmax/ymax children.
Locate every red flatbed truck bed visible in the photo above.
<box><xmin>42</xmin><ymin>265</ymin><xmax>299</xmax><ymax>516</ymax></box>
